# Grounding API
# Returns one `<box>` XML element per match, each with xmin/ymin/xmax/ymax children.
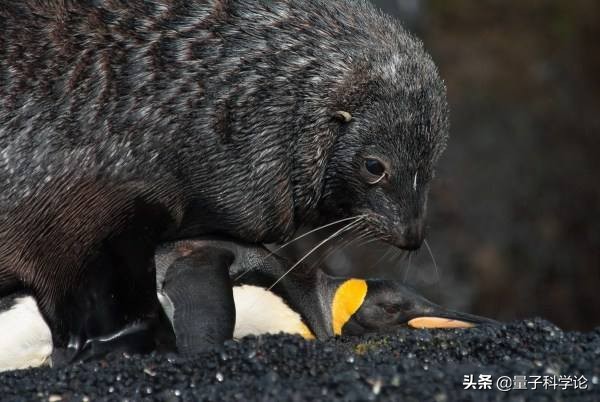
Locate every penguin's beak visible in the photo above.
<box><xmin>408</xmin><ymin>317</ymin><xmax>475</xmax><ymax>329</ymax></box>
<box><xmin>406</xmin><ymin>309</ymin><xmax>499</xmax><ymax>329</ymax></box>
<box><xmin>398</xmin><ymin>289</ymin><xmax>500</xmax><ymax>329</ymax></box>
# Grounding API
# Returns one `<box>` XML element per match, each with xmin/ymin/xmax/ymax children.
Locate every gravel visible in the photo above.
<box><xmin>1</xmin><ymin>319</ymin><xmax>598</xmax><ymax>401</ymax></box>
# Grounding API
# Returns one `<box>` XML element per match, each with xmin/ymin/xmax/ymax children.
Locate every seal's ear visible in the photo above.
<box><xmin>332</xmin><ymin>111</ymin><xmax>352</xmax><ymax>123</ymax></box>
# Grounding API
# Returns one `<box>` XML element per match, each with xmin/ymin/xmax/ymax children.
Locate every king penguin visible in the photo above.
<box><xmin>154</xmin><ymin>239</ymin><xmax>497</xmax><ymax>345</ymax></box>
<box><xmin>0</xmin><ymin>238</ymin><xmax>496</xmax><ymax>371</ymax></box>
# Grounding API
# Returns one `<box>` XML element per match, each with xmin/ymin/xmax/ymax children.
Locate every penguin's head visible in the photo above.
<box><xmin>330</xmin><ymin>278</ymin><xmax>498</xmax><ymax>337</ymax></box>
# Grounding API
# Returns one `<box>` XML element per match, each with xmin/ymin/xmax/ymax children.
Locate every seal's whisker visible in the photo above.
<box><xmin>266</xmin><ymin>218</ymin><xmax>365</xmax><ymax>291</ymax></box>
<box><xmin>348</xmin><ymin>230</ymin><xmax>372</xmax><ymax>246</ymax></box>
<box><xmin>285</xmin><ymin>227</ymin><xmax>370</xmax><ymax>319</ymax></box>
<box><xmin>234</xmin><ymin>214</ymin><xmax>367</xmax><ymax>281</ymax></box>
<box><xmin>424</xmin><ymin>239</ymin><xmax>440</xmax><ymax>283</ymax></box>
<box><xmin>394</xmin><ymin>249</ymin><xmax>405</xmax><ymax>262</ymax></box>
<box><xmin>239</xmin><ymin>219</ymin><xmax>365</xmax><ymax>317</ymax></box>
<box><xmin>306</xmin><ymin>231</ymin><xmax>361</xmax><ymax>272</ymax></box>
<box><xmin>389</xmin><ymin>248</ymin><xmax>408</xmax><ymax>271</ymax></box>
<box><xmin>318</xmin><ymin>226</ymin><xmax>371</xmax><ymax>263</ymax></box>
<box><xmin>271</xmin><ymin>215</ymin><xmax>367</xmax><ymax>254</ymax></box>
<box><xmin>402</xmin><ymin>252</ymin><xmax>414</xmax><ymax>283</ymax></box>
<box><xmin>367</xmin><ymin>246</ymin><xmax>393</xmax><ymax>271</ymax></box>
<box><xmin>355</xmin><ymin>234</ymin><xmax>385</xmax><ymax>248</ymax></box>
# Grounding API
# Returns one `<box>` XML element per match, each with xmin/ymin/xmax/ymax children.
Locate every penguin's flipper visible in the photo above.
<box><xmin>160</xmin><ymin>246</ymin><xmax>236</xmax><ymax>355</ymax></box>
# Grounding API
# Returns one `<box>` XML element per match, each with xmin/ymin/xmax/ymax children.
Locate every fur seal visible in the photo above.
<box><xmin>0</xmin><ymin>239</ymin><xmax>494</xmax><ymax>372</ymax></box>
<box><xmin>0</xmin><ymin>0</ymin><xmax>449</xmax><ymax>359</ymax></box>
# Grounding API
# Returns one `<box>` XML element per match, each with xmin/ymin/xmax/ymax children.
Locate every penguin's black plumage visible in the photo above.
<box><xmin>0</xmin><ymin>239</ymin><xmax>496</xmax><ymax>371</ymax></box>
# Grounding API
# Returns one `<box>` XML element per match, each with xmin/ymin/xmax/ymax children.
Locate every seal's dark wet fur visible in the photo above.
<box><xmin>0</xmin><ymin>0</ymin><xmax>449</xmax><ymax>356</ymax></box>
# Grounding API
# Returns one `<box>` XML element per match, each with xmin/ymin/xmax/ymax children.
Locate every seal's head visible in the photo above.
<box><xmin>320</xmin><ymin>46</ymin><xmax>449</xmax><ymax>250</ymax></box>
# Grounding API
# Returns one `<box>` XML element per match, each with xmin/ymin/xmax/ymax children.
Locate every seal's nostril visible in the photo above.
<box><xmin>396</xmin><ymin>221</ymin><xmax>424</xmax><ymax>250</ymax></box>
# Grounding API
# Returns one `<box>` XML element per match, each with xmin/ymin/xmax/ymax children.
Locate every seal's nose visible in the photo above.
<box><xmin>395</xmin><ymin>221</ymin><xmax>424</xmax><ymax>250</ymax></box>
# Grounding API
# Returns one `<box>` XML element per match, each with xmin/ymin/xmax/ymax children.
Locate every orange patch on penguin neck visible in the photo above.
<box><xmin>332</xmin><ymin>279</ymin><xmax>368</xmax><ymax>335</ymax></box>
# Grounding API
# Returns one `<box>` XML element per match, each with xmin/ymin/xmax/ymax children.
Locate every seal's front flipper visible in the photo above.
<box><xmin>50</xmin><ymin>237</ymin><xmax>176</xmax><ymax>365</ymax></box>
<box><xmin>44</xmin><ymin>190</ymin><xmax>179</xmax><ymax>365</ymax></box>
<box><xmin>160</xmin><ymin>247</ymin><xmax>235</xmax><ymax>355</ymax></box>
<box><xmin>55</xmin><ymin>318</ymin><xmax>172</xmax><ymax>364</ymax></box>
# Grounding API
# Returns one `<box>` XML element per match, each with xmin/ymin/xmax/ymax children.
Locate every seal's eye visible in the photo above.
<box><xmin>365</xmin><ymin>159</ymin><xmax>385</xmax><ymax>177</ymax></box>
<box><xmin>361</xmin><ymin>157</ymin><xmax>388</xmax><ymax>184</ymax></box>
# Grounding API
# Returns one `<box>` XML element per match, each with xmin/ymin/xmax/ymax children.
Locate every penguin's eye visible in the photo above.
<box><xmin>382</xmin><ymin>304</ymin><xmax>400</xmax><ymax>315</ymax></box>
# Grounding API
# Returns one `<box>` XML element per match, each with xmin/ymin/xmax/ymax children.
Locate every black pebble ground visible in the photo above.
<box><xmin>1</xmin><ymin>319</ymin><xmax>598</xmax><ymax>401</ymax></box>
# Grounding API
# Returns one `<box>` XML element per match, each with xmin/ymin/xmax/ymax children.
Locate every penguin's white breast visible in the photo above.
<box><xmin>0</xmin><ymin>296</ymin><xmax>53</xmax><ymax>372</ymax></box>
<box><xmin>0</xmin><ymin>285</ymin><xmax>311</xmax><ymax>373</ymax></box>
<box><xmin>232</xmin><ymin>285</ymin><xmax>309</xmax><ymax>339</ymax></box>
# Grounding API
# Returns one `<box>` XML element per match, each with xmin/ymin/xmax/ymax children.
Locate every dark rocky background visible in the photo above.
<box><xmin>289</xmin><ymin>0</ymin><xmax>600</xmax><ymax>331</ymax></box>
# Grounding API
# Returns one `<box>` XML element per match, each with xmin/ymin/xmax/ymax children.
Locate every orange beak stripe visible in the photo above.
<box><xmin>407</xmin><ymin>316</ymin><xmax>475</xmax><ymax>329</ymax></box>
